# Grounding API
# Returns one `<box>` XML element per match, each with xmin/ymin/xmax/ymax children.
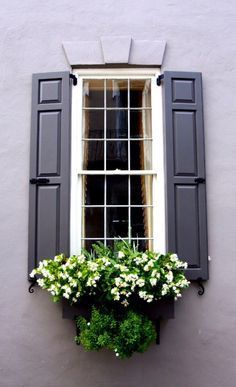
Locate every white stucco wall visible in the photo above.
<box><xmin>0</xmin><ymin>1</ymin><xmax>236</xmax><ymax>386</ymax></box>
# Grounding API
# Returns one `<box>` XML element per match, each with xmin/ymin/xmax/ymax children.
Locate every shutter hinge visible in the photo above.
<box><xmin>156</xmin><ymin>74</ymin><xmax>164</xmax><ymax>86</ymax></box>
<box><xmin>70</xmin><ymin>74</ymin><xmax>78</xmax><ymax>86</ymax></box>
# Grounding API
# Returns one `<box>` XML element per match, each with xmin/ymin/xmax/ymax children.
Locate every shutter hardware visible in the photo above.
<box><xmin>194</xmin><ymin>177</ymin><xmax>205</xmax><ymax>184</ymax></box>
<box><xmin>156</xmin><ymin>74</ymin><xmax>164</xmax><ymax>86</ymax></box>
<box><xmin>30</xmin><ymin>178</ymin><xmax>50</xmax><ymax>185</ymax></box>
<box><xmin>70</xmin><ymin>74</ymin><xmax>77</xmax><ymax>86</ymax></box>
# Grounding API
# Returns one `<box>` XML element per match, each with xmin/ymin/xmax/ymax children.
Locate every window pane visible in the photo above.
<box><xmin>106</xmin><ymin>141</ymin><xmax>128</xmax><ymax>170</ymax></box>
<box><xmin>130</xmin><ymin>140</ymin><xmax>152</xmax><ymax>170</ymax></box>
<box><xmin>83</xmin><ymin>110</ymin><xmax>104</xmax><ymax>139</ymax></box>
<box><xmin>130</xmin><ymin>239</ymin><xmax>153</xmax><ymax>251</ymax></box>
<box><xmin>83</xmin><ymin>79</ymin><xmax>104</xmax><ymax>108</ymax></box>
<box><xmin>130</xmin><ymin>110</ymin><xmax>152</xmax><ymax>138</ymax></box>
<box><xmin>83</xmin><ymin>175</ymin><xmax>104</xmax><ymax>205</ymax></box>
<box><xmin>106</xmin><ymin>238</ymin><xmax>130</xmax><ymax>248</ymax></box>
<box><xmin>107</xmin><ymin>207</ymin><xmax>128</xmax><ymax>238</ymax></box>
<box><xmin>83</xmin><ymin>141</ymin><xmax>104</xmax><ymax>170</ymax></box>
<box><xmin>107</xmin><ymin>175</ymin><xmax>128</xmax><ymax>205</ymax></box>
<box><xmin>106</xmin><ymin>79</ymin><xmax>128</xmax><ymax>108</ymax></box>
<box><xmin>83</xmin><ymin>208</ymin><xmax>104</xmax><ymax>238</ymax></box>
<box><xmin>130</xmin><ymin>79</ymin><xmax>151</xmax><ymax>108</ymax></box>
<box><xmin>106</xmin><ymin>110</ymin><xmax>128</xmax><ymax>138</ymax></box>
<box><xmin>131</xmin><ymin>175</ymin><xmax>153</xmax><ymax>205</ymax></box>
<box><xmin>131</xmin><ymin>207</ymin><xmax>153</xmax><ymax>238</ymax></box>
<box><xmin>82</xmin><ymin>239</ymin><xmax>104</xmax><ymax>251</ymax></box>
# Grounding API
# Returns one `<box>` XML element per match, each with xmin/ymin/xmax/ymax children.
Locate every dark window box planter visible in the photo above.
<box><xmin>62</xmin><ymin>297</ymin><xmax>175</xmax><ymax>320</ymax></box>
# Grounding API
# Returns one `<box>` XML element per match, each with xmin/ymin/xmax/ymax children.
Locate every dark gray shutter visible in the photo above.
<box><xmin>28</xmin><ymin>72</ymin><xmax>71</xmax><ymax>277</ymax></box>
<box><xmin>164</xmin><ymin>71</ymin><xmax>208</xmax><ymax>280</ymax></box>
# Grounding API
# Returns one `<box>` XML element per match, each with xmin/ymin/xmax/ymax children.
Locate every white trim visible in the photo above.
<box><xmin>152</xmin><ymin>75</ymin><xmax>166</xmax><ymax>253</ymax></box>
<box><xmin>70</xmin><ymin>69</ymin><xmax>166</xmax><ymax>254</ymax></box>
<box><xmin>70</xmin><ymin>75</ymin><xmax>83</xmax><ymax>255</ymax></box>
<box><xmin>73</xmin><ymin>68</ymin><xmax>160</xmax><ymax>77</ymax></box>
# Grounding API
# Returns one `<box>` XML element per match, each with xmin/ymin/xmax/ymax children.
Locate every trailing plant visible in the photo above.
<box><xmin>30</xmin><ymin>240</ymin><xmax>190</xmax><ymax>306</ymax></box>
<box><xmin>75</xmin><ymin>306</ymin><xmax>157</xmax><ymax>359</ymax></box>
<box><xmin>30</xmin><ymin>241</ymin><xmax>190</xmax><ymax>358</ymax></box>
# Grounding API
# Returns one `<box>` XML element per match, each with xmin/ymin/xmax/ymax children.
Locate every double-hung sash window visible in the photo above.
<box><xmin>70</xmin><ymin>70</ymin><xmax>166</xmax><ymax>254</ymax></box>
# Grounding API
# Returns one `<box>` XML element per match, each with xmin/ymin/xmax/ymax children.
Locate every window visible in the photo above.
<box><xmin>28</xmin><ymin>70</ymin><xmax>208</xmax><ymax>280</ymax></box>
<box><xmin>70</xmin><ymin>69</ymin><xmax>166</xmax><ymax>254</ymax></box>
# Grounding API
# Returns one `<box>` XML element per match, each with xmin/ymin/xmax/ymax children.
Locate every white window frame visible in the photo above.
<box><xmin>70</xmin><ymin>68</ymin><xmax>166</xmax><ymax>254</ymax></box>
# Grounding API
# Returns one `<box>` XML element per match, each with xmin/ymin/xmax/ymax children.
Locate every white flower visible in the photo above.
<box><xmin>88</xmin><ymin>262</ymin><xmax>98</xmax><ymax>272</ymax></box>
<box><xmin>170</xmin><ymin>253</ymin><xmax>178</xmax><ymax>261</ymax></box>
<box><xmin>115</xmin><ymin>278</ymin><xmax>122</xmax><ymax>287</ymax></box>
<box><xmin>139</xmin><ymin>290</ymin><xmax>147</xmax><ymax>299</ymax></box>
<box><xmin>54</xmin><ymin>254</ymin><xmax>63</xmax><ymax>262</ymax></box>
<box><xmin>37</xmin><ymin>278</ymin><xmax>45</xmax><ymax>287</ymax></box>
<box><xmin>29</xmin><ymin>269</ymin><xmax>36</xmax><ymax>278</ymax></box>
<box><xmin>121</xmin><ymin>300</ymin><xmax>129</xmax><ymax>307</ymax></box>
<box><xmin>144</xmin><ymin>260</ymin><xmax>154</xmax><ymax>271</ymax></box>
<box><xmin>166</xmin><ymin>271</ymin><xmax>173</xmax><ymax>283</ymax></box>
<box><xmin>116</xmin><ymin>353</ymin><xmax>119</xmax><ymax>357</ymax></box>
<box><xmin>87</xmin><ymin>322</ymin><xmax>90</xmax><ymax>326</ymax></box>
<box><xmin>118</xmin><ymin>251</ymin><xmax>125</xmax><ymax>258</ymax></box>
<box><xmin>150</xmin><ymin>278</ymin><xmax>157</xmax><ymax>286</ymax></box>
<box><xmin>182</xmin><ymin>262</ymin><xmax>188</xmax><ymax>269</ymax></box>
<box><xmin>134</xmin><ymin>257</ymin><xmax>142</xmax><ymax>265</ymax></box>
<box><xmin>77</xmin><ymin>254</ymin><xmax>85</xmax><ymax>264</ymax></box>
<box><xmin>136</xmin><ymin>278</ymin><xmax>145</xmax><ymax>287</ymax></box>
<box><xmin>146</xmin><ymin>295</ymin><xmax>154</xmax><ymax>303</ymax></box>
<box><xmin>63</xmin><ymin>292</ymin><xmax>70</xmax><ymax>299</ymax></box>
<box><xmin>161</xmin><ymin>283</ymin><xmax>169</xmax><ymax>296</ymax></box>
<box><xmin>41</xmin><ymin>268</ymin><xmax>50</xmax><ymax>277</ymax></box>
<box><xmin>141</xmin><ymin>253</ymin><xmax>148</xmax><ymax>262</ymax></box>
<box><xmin>111</xmin><ymin>287</ymin><xmax>119</xmax><ymax>294</ymax></box>
<box><xmin>151</xmin><ymin>269</ymin><xmax>160</xmax><ymax>279</ymax></box>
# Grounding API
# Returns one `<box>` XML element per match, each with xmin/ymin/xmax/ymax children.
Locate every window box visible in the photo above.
<box><xmin>62</xmin><ymin>296</ymin><xmax>175</xmax><ymax>321</ymax></box>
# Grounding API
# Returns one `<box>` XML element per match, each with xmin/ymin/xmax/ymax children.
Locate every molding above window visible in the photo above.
<box><xmin>63</xmin><ymin>36</ymin><xmax>166</xmax><ymax>67</ymax></box>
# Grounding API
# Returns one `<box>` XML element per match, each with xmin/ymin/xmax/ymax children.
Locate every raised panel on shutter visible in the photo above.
<box><xmin>164</xmin><ymin>71</ymin><xmax>208</xmax><ymax>280</ymax></box>
<box><xmin>28</xmin><ymin>72</ymin><xmax>71</xmax><ymax>277</ymax></box>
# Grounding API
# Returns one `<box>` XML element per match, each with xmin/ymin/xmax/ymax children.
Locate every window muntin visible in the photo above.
<box><xmin>70</xmin><ymin>69</ymin><xmax>165</xmax><ymax>255</ymax></box>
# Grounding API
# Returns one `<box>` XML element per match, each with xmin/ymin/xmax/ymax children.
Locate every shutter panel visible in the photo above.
<box><xmin>28</xmin><ymin>72</ymin><xmax>71</xmax><ymax>277</ymax></box>
<box><xmin>164</xmin><ymin>71</ymin><xmax>208</xmax><ymax>280</ymax></box>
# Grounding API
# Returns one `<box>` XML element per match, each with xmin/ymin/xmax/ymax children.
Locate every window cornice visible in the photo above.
<box><xmin>63</xmin><ymin>36</ymin><xmax>166</xmax><ymax>67</ymax></box>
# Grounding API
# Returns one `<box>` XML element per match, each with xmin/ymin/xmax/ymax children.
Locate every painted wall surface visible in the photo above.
<box><xmin>0</xmin><ymin>1</ymin><xmax>236</xmax><ymax>386</ymax></box>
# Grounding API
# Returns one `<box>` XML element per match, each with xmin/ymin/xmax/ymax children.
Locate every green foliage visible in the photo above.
<box><xmin>31</xmin><ymin>241</ymin><xmax>190</xmax><ymax>358</ymax></box>
<box><xmin>31</xmin><ymin>240</ymin><xmax>190</xmax><ymax>306</ymax></box>
<box><xmin>75</xmin><ymin>306</ymin><xmax>156</xmax><ymax>359</ymax></box>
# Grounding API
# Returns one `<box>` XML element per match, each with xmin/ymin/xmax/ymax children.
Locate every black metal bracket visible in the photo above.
<box><xmin>70</xmin><ymin>74</ymin><xmax>77</xmax><ymax>86</ymax></box>
<box><xmin>28</xmin><ymin>276</ymin><xmax>37</xmax><ymax>293</ymax></box>
<box><xmin>30</xmin><ymin>178</ymin><xmax>50</xmax><ymax>185</ymax></box>
<box><xmin>197</xmin><ymin>278</ymin><xmax>205</xmax><ymax>296</ymax></box>
<box><xmin>156</xmin><ymin>74</ymin><xmax>164</xmax><ymax>86</ymax></box>
<box><xmin>194</xmin><ymin>177</ymin><xmax>206</xmax><ymax>184</ymax></box>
